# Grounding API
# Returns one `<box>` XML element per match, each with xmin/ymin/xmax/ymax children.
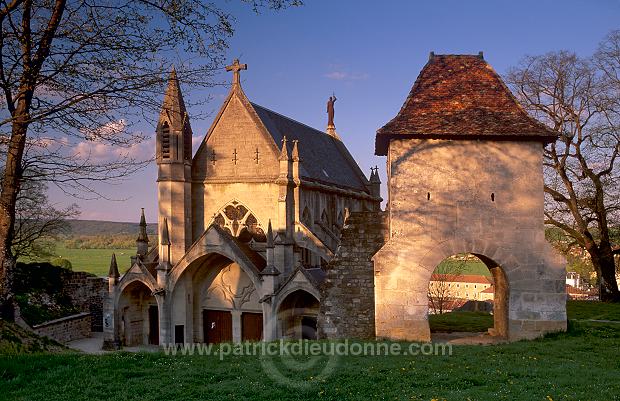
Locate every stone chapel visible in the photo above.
<box><xmin>103</xmin><ymin>60</ymin><xmax>381</xmax><ymax>348</ymax></box>
<box><xmin>103</xmin><ymin>53</ymin><xmax>567</xmax><ymax>348</ymax></box>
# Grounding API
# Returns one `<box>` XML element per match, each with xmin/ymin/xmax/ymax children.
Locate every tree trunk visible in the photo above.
<box><xmin>0</xmin><ymin>102</ymin><xmax>31</xmax><ymax>319</ymax></box>
<box><xmin>597</xmin><ymin>255</ymin><xmax>620</xmax><ymax>302</ymax></box>
<box><xmin>586</xmin><ymin>242</ymin><xmax>620</xmax><ymax>302</ymax></box>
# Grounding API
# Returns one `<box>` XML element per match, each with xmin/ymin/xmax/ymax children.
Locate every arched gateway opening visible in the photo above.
<box><xmin>118</xmin><ymin>281</ymin><xmax>159</xmax><ymax>346</ymax></box>
<box><xmin>428</xmin><ymin>253</ymin><xmax>509</xmax><ymax>338</ymax></box>
<box><xmin>170</xmin><ymin>252</ymin><xmax>264</xmax><ymax>344</ymax></box>
<box><xmin>277</xmin><ymin>290</ymin><xmax>320</xmax><ymax>340</ymax></box>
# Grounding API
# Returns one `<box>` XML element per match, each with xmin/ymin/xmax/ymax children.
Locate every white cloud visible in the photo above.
<box><xmin>82</xmin><ymin>119</ymin><xmax>128</xmax><ymax>140</ymax></box>
<box><xmin>71</xmin><ymin>131</ymin><xmax>204</xmax><ymax>163</ymax></box>
<box><xmin>72</xmin><ymin>134</ymin><xmax>155</xmax><ymax>163</ymax></box>
<box><xmin>324</xmin><ymin>70</ymin><xmax>369</xmax><ymax>81</ymax></box>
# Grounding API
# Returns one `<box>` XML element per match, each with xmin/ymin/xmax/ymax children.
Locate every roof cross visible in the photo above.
<box><xmin>226</xmin><ymin>59</ymin><xmax>247</xmax><ymax>86</ymax></box>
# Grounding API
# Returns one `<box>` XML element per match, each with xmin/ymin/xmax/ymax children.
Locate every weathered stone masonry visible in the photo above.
<box><xmin>318</xmin><ymin>211</ymin><xmax>387</xmax><ymax>339</ymax></box>
<box><xmin>33</xmin><ymin>312</ymin><xmax>92</xmax><ymax>343</ymax></box>
<box><xmin>62</xmin><ymin>271</ymin><xmax>106</xmax><ymax>332</ymax></box>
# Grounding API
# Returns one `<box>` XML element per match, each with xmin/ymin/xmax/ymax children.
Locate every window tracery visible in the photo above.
<box><xmin>212</xmin><ymin>201</ymin><xmax>266</xmax><ymax>242</ymax></box>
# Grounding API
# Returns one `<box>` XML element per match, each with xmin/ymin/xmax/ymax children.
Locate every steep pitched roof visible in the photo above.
<box><xmin>193</xmin><ymin>81</ymin><xmax>372</xmax><ymax>194</ymax></box>
<box><xmin>375</xmin><ymin>54</ymin><xmax>558</xmax><ymax>155</ymax></box>
<box><xmin>250</xmin><ymin>103</ymin><xmax>370</xmax><ymax>192</ymax></box>
<box><xmin>160</xmin><ymin>67</ymin><xmax>187</xmax><ymax>126</ymax></box>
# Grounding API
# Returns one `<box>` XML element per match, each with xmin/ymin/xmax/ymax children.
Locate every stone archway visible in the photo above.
<box><xmin>168</xmin><ymin>225</ymin><xmax>264</xmax><ymax>294</ymax></box>
<box><xmin>373</xmin><ymin>236</ymin><xmax>566</xmax><ymax>342</ymax></box>
<box><xmin>117</xmin><ymin>280</ymin><xmax>159</xmax><ymax>347</ymax></box>
<box><xmin>168</xmin><ymin>251</ymin><xmax>264</xmax><ymax>344</ymax></box>
<box><xmin>147</xmin><ymin>224</ymin><xmax>269</xmax><ymax>345</ymax></box>
<box><xmin>277</xmin><ymin>289</ymin><xmax>320</xmax><ymax>340</ymax></box>
<box><xmin>427</xmin><ymin>253</ymin><xmax>509</xmax><ymax>338</ymax></box>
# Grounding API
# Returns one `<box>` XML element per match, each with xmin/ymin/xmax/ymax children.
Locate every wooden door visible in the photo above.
<box><xmin>203</xmin><ymin>309</ymin><xmax>232</xmax><ymax>344</ymax></box>
<box><xmin>148</xmin><ymin>305</ymin><xmax>159</xmax><ymax>345</ymax></box>
<box><xmin>242</xmin><ymin>312</ymin><xmax>263</xmax><ymax>342</ymax></box>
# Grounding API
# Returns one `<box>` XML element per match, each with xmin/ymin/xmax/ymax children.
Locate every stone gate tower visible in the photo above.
<box><xmin>373</xmin><ymin>53</ymin><xmax>567</xmax><ymax>341</ymax></box>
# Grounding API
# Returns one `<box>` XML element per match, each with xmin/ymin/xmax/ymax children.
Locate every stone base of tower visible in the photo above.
<box><xmin>372</xmin><ymin>235</ymin><xmax>567</xmax><ymax>343</ymax></box>
<box><xmin>375</xmin><ymin>315</ymin><xmax>431</xmax><ymax>342</ymax></box>
<box><xmin>317</xmin><ymin>211</ymin><xmax>387</xmax><ymax>340</ymax></box>
<box><xmin>508</xmin><ymin>319</ymin><xmax>567</xmax><ymax>340</ymax></box>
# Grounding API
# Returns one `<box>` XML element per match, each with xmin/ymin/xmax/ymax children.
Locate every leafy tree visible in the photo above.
<box><xmin>545</xmin><ymin>227</ymin><xmax>597</xmax><ymax>288</ymax></box>
<box><xmin>507</xmin><ymin>31</ymin><xmax>620</xmax><ymax>301</ymax></box>
<box><xmin>49</xmin><ymin>257</ymin><xmax>71</xmax><ymax>270</ymax></box>
<box><xmin>0</xmin><ymin>0</ymin><xmax>301</xmax><ymax>317</ymax></box>
<box><xmin>13</xmin><ymin>176</ymin><xmax>78</xmax><ymax>260</ymax></box>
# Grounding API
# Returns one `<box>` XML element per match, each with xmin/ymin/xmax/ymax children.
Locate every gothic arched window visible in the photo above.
<box><xmin>302</xmin><ymin>206</ymin><xmax>312</xmax><ymax>227</ymax></box>
<box><xmin>183</xmin><ymin>118</ymin><xmax>192</xmax><ymax>161</ymax></box>
<box><xmin>336</xmin><ymin>211</ymin><xmax>344</xmax><ymax>228</ymax></box>
<box><xmin>161</xmin><ymin>121</ymin><xmax>171</xmax><ymax>159</ymax></box>
<box><xmin>212</xmin><ymin>201</ymin><xmax>266</xmax><ymax>242</ymax></box>
<box><xmin>321</xmin><ymin>209</ymin><xmax>329</xmax><ymax>227</ymax></box>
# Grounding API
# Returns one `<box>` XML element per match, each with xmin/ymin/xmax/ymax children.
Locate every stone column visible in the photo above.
<box><xmin>261</xmin><ymin>222</ymin><xmax>280</xmax><ymax>341</ymax></box>
<box><xmin>490</xmin><ymin>266</ymin><xmax>509</xmax><ymax>338</ymax></box>
<box><xmin>262</xmin><ymin>302</ymin><xmax>277</xmax><ymax>341</ymax></box>
<box><xmin>231</xmin><ymin>310</ymin><xmax>242</xmax><ymax>343</ymax></box>
<box><xmin>157</xmin><ymin>293</ymin><xmax>172</xmax><ymax>345</ymax></box>
<box><xmin>185</xmin><ymin>286</ymin><xmax>193</xmax><ymax>344</ymax></box>
<box><xmin>102</xmin><ymin>283</ymin><xmax>119</xmax><ymax>350</ymax></box>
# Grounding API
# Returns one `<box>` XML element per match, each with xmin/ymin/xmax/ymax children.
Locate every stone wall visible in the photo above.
<box><xmin>318</xmin><ymin>211</ymin><xmax>387</xmax><ymax>339</ymax></box>
<box><xmin>33</xmin><ymin>312</ymin><xmax>91</xmax><ymax>343</ymax></box>
<box><xmin>374</xmin><ymin>139</ymin><xmax>567</xmax><ymax>341</ymax></box>
<box><xmin>62</xmin><ymin>271</ymin><xmax>106</xmax><ymax>332</ymax></box>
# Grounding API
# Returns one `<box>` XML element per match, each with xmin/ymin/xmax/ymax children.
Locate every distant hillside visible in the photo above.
<box><xmin>66</xmin><ymin>219</ymin><xmax>158</xmax><ymax>236</ymax></box>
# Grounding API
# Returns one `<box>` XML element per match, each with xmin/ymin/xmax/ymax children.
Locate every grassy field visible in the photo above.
<box><xmin>566</xmin><ymin>299</ymin><xmax>620</xmax><ymax>321</ymax></box>
<box><xmin>47</xmin><ymin>244</ymin><xmax>133</xmax><ymax>276</ymax></box>
<box><xmin>1</xmin><ymin>302</ymin><xmax>620</xmax><ymax>400</ymax></box>
<box><xmin>429</xmin><ymin>311</ymin><xmax>494</xmax><ymax>332</ymax></box>
<box><xmin>0</xmin><ymin>321</ymin><xmax>619</xmax><ymax>400</ymax></box>
<box><xmin>435</xmin><ymin>257</ymin><xmax>491</xmax><ymax>277</ymax></box>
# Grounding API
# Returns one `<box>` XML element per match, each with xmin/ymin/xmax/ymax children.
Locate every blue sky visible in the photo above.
<box><xmin>49</xmin><ymin>0</ymin><xmax>620</xmax><ymax>223</ymax></box>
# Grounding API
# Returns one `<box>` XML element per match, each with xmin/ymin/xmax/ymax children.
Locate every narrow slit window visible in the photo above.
<box><xmin>491</xmin><ymin>193</ymin><xmax>495</xmax><ymax>202</ymax></box>
<box><xmin>184</xmin><ymin>129</ymin><xmax>192</xmax><ymax>160</ymax></box>
<box><xmin>175</xmin><ymin>135</ymin><xmax>179</xmax><ymax>160</ymax></box>
<box><xmin>427</xmin><ymin>192</ymin><xmax>431</xmax><ymax>201</ymax></box>
<box><xmin>161</xmin><ymin>122</ymin><xmax>170</xmax><ymax>159</ymax></box>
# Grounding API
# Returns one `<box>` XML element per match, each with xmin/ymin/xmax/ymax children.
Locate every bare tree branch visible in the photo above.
<box><xmin>507</xmin><ymin>33</ymin><xmax>620</xmax><ymax>301</ymax></box>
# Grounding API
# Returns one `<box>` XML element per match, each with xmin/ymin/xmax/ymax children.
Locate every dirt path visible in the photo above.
<box><xmin>431</xmin><ymin>331</ymin><xmax>508</xmax><ymax>345</ymax></box>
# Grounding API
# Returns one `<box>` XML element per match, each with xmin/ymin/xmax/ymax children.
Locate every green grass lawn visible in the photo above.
<box><xmin>28</xmin><ymin>244</ymin><xmax>134</xmax><ymax>276</ymax></box>
<box><xmin>0</xmin><ymin>321</ymin><xmax>619</xmax><ymax>400</ymax></box>
<box><xmin>427</xmin><ymin>300</ymin><xmax>620</xmax><ymax>334</ymax></box>
<box><xmin>429</xmin><ymin>311</ymin><xmax>494</xmax><ymax>333</ymax></box>
<box><xmin>566</xmin><ymin>299</ymin><xmax>620</xmax><ymax>321</ymax></box>
<box><xmin>435</xmin><ymin>258</ymin><xmax>491</xmax><ymax>277</ymax></box>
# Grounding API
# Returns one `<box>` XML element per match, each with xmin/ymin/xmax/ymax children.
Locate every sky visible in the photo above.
<box><xmin>48</xmin><ymin>0</ymin><xmax>620</xmax><ymax>223</ymax></box>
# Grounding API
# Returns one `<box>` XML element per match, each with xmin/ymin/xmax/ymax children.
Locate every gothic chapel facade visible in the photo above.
<box><xmin>103</xmin><ymin>60</ymin><xmax>381</xmax><ymax>347</ymax></box>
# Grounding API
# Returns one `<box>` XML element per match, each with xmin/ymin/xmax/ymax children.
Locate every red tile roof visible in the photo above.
<box><xmin>430</xmin><ymin>273</ymin><xmax>493</xmax><ymax>284</ymax></box>
<box><xmin>565</xmin><ymin>284</ymin><xmax>588</xmax><ymax>295</ymax></box>
<box><xmin>480</xmin><ymin>286</ymin><xmax>495</xmax><ymax>293</ymax></box>
<box><xmin>375</xmin><ymin>54</ymin><xmax>558</xmax><ymax>155</ymax></box>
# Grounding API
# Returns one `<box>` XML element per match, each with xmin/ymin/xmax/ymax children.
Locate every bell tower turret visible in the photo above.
<box><xmin>156</xmin><ymin>67</ymin><xmax>193</xmax><ymax>265</ymax></box>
